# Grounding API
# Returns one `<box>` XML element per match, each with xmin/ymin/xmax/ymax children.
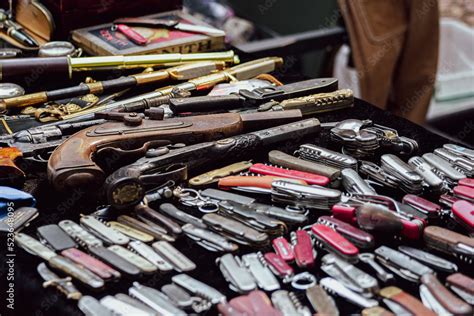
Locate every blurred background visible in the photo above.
<box><xmin>0</xmin><ymin>0</ymin><xmax>472</xmax><ymax>145</ymax></box>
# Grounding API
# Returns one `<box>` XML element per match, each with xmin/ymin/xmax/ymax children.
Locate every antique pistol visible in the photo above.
<box><xmin>104</xmin><ymin>118</ymin><xmax>322</xmax><ymax>209</ymax></box>
<box><xmin>0</xmin><ymin>119</ymin><xmax>104</xmax><ymax>186</ymax></box>
<box><xmin>47</xmin><ymin>110</ymin><xmax>303</xmax><ymax>192</ymax></box>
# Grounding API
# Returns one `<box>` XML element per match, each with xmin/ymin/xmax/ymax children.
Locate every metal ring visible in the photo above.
<box><xmin>198</xmin><ymin>202</ymin><xmax>219</xmax><ymax>213</ymax></box>
<box><xmin>291</xmin><ymin>272</ymin><xmax>316</xmax><ymax>290</ymax></box>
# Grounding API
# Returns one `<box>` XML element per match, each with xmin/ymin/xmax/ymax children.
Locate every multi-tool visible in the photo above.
<box><xmin>332</xmin><ymin>202</ymin><xmax>424</xmax><ymax>240</ymax></box>
<box><xmin>108</xmin><ymin>221</ymin><xmax>154</xmax><ymax>243</ymax></box>
<box><xmin>61</xmin><ymin>248</ymin><xmax>121</xmax><ymax>280</ymax></box>
<box><xmin>374</xmin><ymin>246</ymin><xmax>434</xmax><ymax>282</ymax></box>
<box><xmin>358</xmin><ymin>253</ymin><xmax>394</xmax><ymax>283</ymax></box>
<box><xmin>219</xmin><ymin>290</ymin><xmax>280</xmax><ymax>315</ymax></box>
<box><xmin>249</xmin><ymin>162</ymin><xmax>330</xmax><ymax>186</ymax></box>
<box><xmin>330</xmin><ymin>119</ymin><xmax>380</xmax><ymax>157</ymax></box>
<box><xmin>272</xmin><ymin>236</ymin><xmax>295</xmax><ymax>261</ymax></box>
<box><xmin>129</xmin><ymin>282</ymin><xmax>186</xmax><ymax>316</ymax></box>
<box><xmin>107</xmin><ymin>245</ymin><xmax>157</xmax><ymax>274</ymax></box>
<box><xmin>87</xmin><ymin>245</ymin><xmax>141</xmax><ymax>276</ymax></box>
<box><xmin>80</xmin><ymin>215</ymin><xmax>130</xmax><ymax>245</ymax></box>
<box><xmin>445</xmin><ymin>273</ymin><xmax>474</xmax><ymax>305</ymax></box>
<box><xmin>401</xmin><ymin>194</ymin><xmax>442</xmax><ymax>219</ymax></box>
<box><xmin>0</xmin><ymin>206</ymin><xmax>38</xmax><ymax>233</ymax></box>
<box><xmin>37</xmin><ymin>262</ymin><xmax>82</xmax><ymax>300</ymax></box>
<box><xmin>263</xmin><ymin>252</ymin><xmax>294</xmax><ymax>282</ymax></box>
<box><xmin>439</xmin><ymin>193</ymin><xmax>462</xmax><ymax>208</ymax></box>
<box><xmin>114</xmin><ymin>293</ymin><xmax>158</xmax><ymax>316</ymax></box>
<box><xmin>460</xmin><ymin>177</ymin><xmax>474</xmax><ymax>188</ymax></box>
<box><xmin>202</xmin><ymin>213</ymin><xmax>269</xmax><ymax>247</ymax></box>
<box><xmin>317</xmin><ymin>216</ymin><xmax>375</xmax><ymax>249</ymax></box>
<box><xmin>152</xmin><ymin>241</ymin><xmax>196</xmax><ymax>272</ymax></box>
<box><xmin>172</xmin><ymin>274</ymin><xmax>226</xmax><ymax>304</ymax></box>
<box><xmin>272</xmin><ymin>180</ymin><xmax>342</xmax><ymax>210</ymax></box>
<box><xmin>449</xmin><ymin>200</ymin><xmax>474</xmax><ymax>235</ymax></box>
<box><xmin>58</xmin><ymin>220</ymin><xmax>104</xmax><ymax>248</ymax></box>
<box><xmin>423</xmin><ymin>226</ymin><xmax>474</xmax><ymax>262</ymax></box>
<box><xmin>453</xmin><ymin>185</ymin><xmax>474</xmax><ymax>202</ymax></box>
<box><xmin>398</xmin><ymin>246</ymin><xmax>458</xmax><ymax>273</ymax></box>
<box><xmin>359</xmin><ymin>161</ymin><xmax>399</xmax><ymax>189</ymax></box>
<box><xmin>419</xmin><ymin>273</ymin><xmax>473</xmax><ymax>316</ymax></box>
<box><xmin>271</xmin><ymin>290</ymin><xmax>311</xmax><ymax>316</ymax></box>
<box><xmin>134</xmin><ymin>204</ymin><xmax>182</xmax><ymax>235</ymax></box>
<box><xmin>407</xmin><ymin>156</ymin><xmax>445</xmax><ymax>191</ymax></box>
<box><xmin>188</xmin><ymin>161</ymin><xmax>253</xmax><ymax>186</ymax></box>
<box><xmin>78</xmin><ymin>296</ymin><xmax>114</xmax><ymax>316</ymax></box>
<box><xmin>434</xmin><ymin>147</ymin><xmax>474</xmax><ymax>177</ymax></box>
<box><xmin>217</xmin><ymin>253</ymin><xmax>257</xmax><ymax>293</ymax></box>
<box><xmin>310</xmin><ymin>224</ymin><xmax>360</xmax><ymax>262</ymax></box>
<box><xmin>342</xmin><ymin>168</ymin><xmax>378</xmax><ymax>195</ymax></box>
<box><xmin>319</xmin><ymin>277</ymin><xmax>378</xmax><ymax>308</ymax></box>
<box><xmin>218</xmin><ymin>200</ymin><xmax>287</xmax><ymax>235</ymax></box>
<box><xmin>291</xmin><ymin>272</ymin><xmax>317</xmax><ymax>290</ymax></box>
<box><xmin>100</xmin><ymin>294</ymin><xmax>155</xmax><ymax>316</ymax></box>
<box><xmin>127</xmin><ymin>240</ymin><xmax>173</xmax><ymax>272</ymax></box>
<box><xmin>218</xmin><ymin>175</ymin><xmax>307</xmax><ymax>194</ymax></box>
<box><xmin>117</xmin><ymin>215</ymin><xmax>175</xmax><ymax>242</ymax></box>
<box><xmin>291</xmin><ymin>229</ymin><xmax>316</xmax><ymax>268</ymax></box>
<box><xmin>182</xmin><ymin>223</ymin><xmax>239</xmax><ymax>252</ymax></box>
<box><xmin>200</xmin><ymin>188</ymin><xmax>308</xmax><ymax>223</ymax></box>
<box><xmin>161</xmin><ymin>283</ymin><xmax>211</xmax><ymax>313</ymax></box>
<box><xmin>380</xmin><ymin>154</ymin><xmax>423</xmax><ymax>194</ymax></box>
<box><xmin>37</xmin><ymin>224</ymin><xmax>77</xmax><ymax>251</ymax></box>
<box><xmin>268</xmin><ymin>149</ymin><xmax>341</xmax><ymax>181</ymax></box>
<box><xmin>305</xmin><ymin>285</ymin><xmax>339</xmax><ymax>316</ymax></box>
<box><xmin>379</xmin><ymin>286</ymin><xmax>435</xmax><ymax>316</ymax></box>
<box><xmin>158</xmin><ymin>203</ymin><xmax>207</xmax><ymax>229</ymax></box>
<box><xmin>321</xmin><ymin>253</ymin><xmax>379</xmax><ymax>296</ymax></box>
<box><xmin>241</xmin><ymin>252</ymin><xmax>280</xmax><ymax>292</ymax></box>
<box><xmin>422</xmin><ymin>153</ymin><xmax>466</xmax><ymax>183</ymax></box>
<box><xmin>443</xmin><ymin>144</ymin><xmax>474</xmax><ymax>160</ymax></box>
<box><xmin>15</xmin><ymin>233</ymin><xmax>105</xmax><ymax>289</ymax></box>
<box><xmin>295</xmin><ymin>143</ymin><xmax>358</xmax><ymax>170</ymax></box>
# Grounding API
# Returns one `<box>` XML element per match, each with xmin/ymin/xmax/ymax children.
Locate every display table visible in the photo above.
<box><xmin>5</xmin><ymin>97</ymin><xmax>471</xmax><ymax>316</ymax></box>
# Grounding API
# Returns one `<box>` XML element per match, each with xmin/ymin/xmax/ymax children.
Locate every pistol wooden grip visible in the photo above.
<box><xmin>47</xmin><ymin>133</ymin><xmax>104</xmax><ymax>191</ymax></box>
<box><xmin>0</xmin><ymin>148</ymin><xmax>25</xmax><ymax>186</ymax></box>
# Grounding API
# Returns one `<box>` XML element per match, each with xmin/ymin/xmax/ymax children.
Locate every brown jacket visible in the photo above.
<box><xmin>338</xmin><ymin>0</ymin><xmax>439</xmax><ymax>124</ymax></box>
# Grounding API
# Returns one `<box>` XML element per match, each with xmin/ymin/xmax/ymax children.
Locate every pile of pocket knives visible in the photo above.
<box><xmin>12</xmin><ymin>132</ymin><xmax>474</xmax><ymax>315</ymax></box>
<box><xmin>3</xmin><ymin>70</ymin><xmax>473</xmax><ymax>315</ymax></box>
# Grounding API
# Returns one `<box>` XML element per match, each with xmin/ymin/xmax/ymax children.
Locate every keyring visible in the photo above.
<box><xmin>291</xmin><ymin>272</ymin><xmax>316</xmax><ymax>290</ymax></box>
